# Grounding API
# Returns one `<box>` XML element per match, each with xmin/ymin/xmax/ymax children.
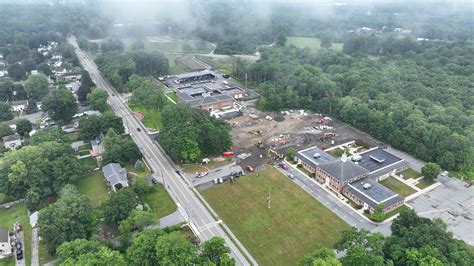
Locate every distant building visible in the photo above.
<box><xmin>102</xmin><ymin>163</ymin><xmax>129</xmax><ymax>192</ymax></box>
<box><xmin>3</xmin><ymin>134</ymin><xmax>22</xmax><ymax>150</ymax></box>
<box><xmin>9</xmin><ymin>100</ymin><xmax>28</xmax><ymax>112</ymax></box>
<box><xmin>176</xmin><ymin>82</ymin><xmax>245</xmax><ymax>112</ymax></box>
<box><xmin>0</xmin><ymin>227</ymin><xmax>12</xmax><ymax>256</ymax></box>
<box><xmin>175</xmin><ymin>70</ymin><xmax>216</xmax><ymax>84</ymax></box>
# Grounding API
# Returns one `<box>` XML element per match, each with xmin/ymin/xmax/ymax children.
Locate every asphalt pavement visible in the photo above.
<box><xmin>69</xmin><ymin>36</ymin><xmax>255</xmax><ymax>266</ymax></box>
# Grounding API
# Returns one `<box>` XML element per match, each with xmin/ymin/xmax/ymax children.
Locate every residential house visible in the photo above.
<box><xmin>63</xmin><ymin>73</ymin><xmax>81</xmax><ymax>82</ymax></box>
<box><xmin>3</xmin><ymin>135</ymin><xmax>22</xmax><ymax>150</ymax></box>
<box><xmin>0</xmin><ymin>227</ymin><xmax>12</xmax><ymax>256</ymax></box>
<box><xmin>90</xmin><ymin>133</ymin><xmax>104</xmax><ymax>158</ymax></box>
<box><xmin>102</xmin><ymin>163</ymin><xmax>129</xmax><ymax>192</ymax></box>
<box><xmin>9</xmin><ymin>100</ymin><xmax>28</xmax><ymax>112</ymax></box>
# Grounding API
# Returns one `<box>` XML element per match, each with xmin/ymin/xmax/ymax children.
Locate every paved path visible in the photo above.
<box><xmin>15</xmin><ymin>231</ymin><xmax>25</xmax><ymax>266</ymax></box>
<box><xmin>159</xmin><ymin>210</ymin><xmax>185</xmax><ymax>228</ymax></box>
<box><xmin>31</xmin><ymin>228</ymin><xmax>39</xmax><ymax>266</ymax></box>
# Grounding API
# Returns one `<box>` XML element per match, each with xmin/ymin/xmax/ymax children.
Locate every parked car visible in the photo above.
<box><xmin>441</xmin><ymin>171</ymin><xmax>449</xmax><ymax>176</ymax></box>
<box><xmin>16</xmin><ymin>249</ymin><xmax>23</xmax><ymax>260</ymax></box>
<box><xmin>246</xmin><ymin>165</ymin><xmax>254</xmax><ymax>172</ymax></box>
<box><xmin>137</xmin><ymin>127</ymin><xmax>142</xmax><ymax>132</ymax></box>
<box><xmin>280</xmin><ymin>163</ymin><xmax>289</xmax><ymax>170</ymax></box>
<box><xmin>464</xmin><ymin>182</ymin><xmax>472</xmax><ymax>188</ymax></box>
<box><xmin>287</xmin><ymin>173</ymin><xmax>295</xmax><ymax>179</ymax></box>
<box><xmin>151</xmin><ymin>177</ymin><xmax>158</xmax><ymax>185</ymax></box>
<box><xmin>196</xmin><ymin>172</ymin><xmax>208</xmax><ymax>178</ymax></box>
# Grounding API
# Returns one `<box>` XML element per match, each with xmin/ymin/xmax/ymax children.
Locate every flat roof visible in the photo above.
<box><xmin>357</xmin><ymin>147</ymin><xmax>404</xmax><ymax>173</ymax></box>
<box><xmin>296</xmin><ymin>146</ymin><xmax>335</xmax><ymax>168</ymax></box>
<box><xmin>179</xmin><ymin>87</ymin><xmax>207</xmax><ymax>96</ymax></box>
<box><xmin>175</xmin><ymin>70</ymin><xmax>214</xmax><ymax>80</ymax></box>
<box><xmin>346</xmin><ymin>178</ymin><xmax>404</xmax><ymax>209</ymax></box>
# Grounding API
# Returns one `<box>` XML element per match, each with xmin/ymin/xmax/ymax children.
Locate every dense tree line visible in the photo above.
<box><xmin>0</xmin><ymin>141</ymin><xmax>83</xmax><ymax>208</ymax></box>
<box><xmin>78</xmin><ymin>112</ymin><xmax>124</xmax><ymax>141</ymax></box>
<box><xmin>235</xmin><ymin>43</ymin><xmax>473</xmax><ymax>172</ymax></box>
<box><xmin>159</xmin><ymin>104</ymin><xmax>232</xmax><ymax>163</ymax></box>
<box><xmin>94</xmin><ymin>51</ymin><xmax>168</xmax><ymax>92</ymax></box>
<box><xmin>101</xmin><ymin>129</ymin><xmax>141</xmax><ymax>165</ymax></box>
<box><xmin>302</xmin><ymin>209</ymin><xmax>474</xmax><ymax>265</ymax></box>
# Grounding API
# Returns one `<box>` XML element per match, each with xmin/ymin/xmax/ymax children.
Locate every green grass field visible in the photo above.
<box><xmin>415</xmin><ymin>178</ymin><xmax>436</xmax><ymax>189</ymax></box>
<box><xmin>141</xmin><ymin>185</ymin><xmax>176</xmax><ymax>221</ymax></box>
<box><xmin>400</xmin><ymin>168</ymin><xmax>422</xmax><ymax>180</ymax></box>
<box><xmin>0</xmin><ymin>204</ymin><xmax>31</xmax><ymax>266</ymax></box>
<box><xmin>202</xmin><ymin>166</ymin><xmax>349</xmax><ymax>265</ymax></box>
<box><xmin>79</xmin><ymin>157</ymin><xmax>97</xmax><ymax>172</ymax></box>
<box><xmin>379</xmin><ymin>177</ymin><xmax>417</xmax><ymax>197</ymax></box>
<box><xmin>131</xmin><ymin>105</ymin><xmax>164</xmax><ymax>130</ymax></box>
<box><xmin>122</xmin><ymin>38</ymin><xmax>214</xmax><ymax>54</ymax></box>
<box><xmin>76</xmin><ymin>171</ymin><xmax>109</xmax><ymax>208</ymax></box>
<box><xmin>286</xmin><ymin>36</ymin><xmax>344</xmax><ymax>52</ymax></box>
<box><xmin>124</xmin><ymin>159</ymin><xmax>151</xmax><ymax>176</ymax></box>
<box><xmin>166</xmin><ymin>54</ymin><xmax>190</xmax><ymax>75</ymax></box>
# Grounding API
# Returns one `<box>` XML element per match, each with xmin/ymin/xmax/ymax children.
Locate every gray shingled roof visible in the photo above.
<box><xmin>345</xmin><ymin>178</ymin><xmax>404</xmax><ymax>209</ymax></box>
<box><xmin>319</xmin><ymin>159</ymin><xmax>369</xmax><ymax>182</ymax></box>
<box><xmin>0</xmin><ymin>227</ymin><xmax>8</xmax><ymax>242</ymax></box>
<box><xmin>3</xmin><ymin>134</ymin><xmax>20</xmax><ymax>142</ymax></box>
<box><xmin>102</xmin><ymin>163</ymin><xmax>127</xmax><ymax>187</ymax></box>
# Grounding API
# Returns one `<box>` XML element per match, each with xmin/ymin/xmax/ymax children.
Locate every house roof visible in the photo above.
<box><xmin>345</xmin><ymin>178</ymin><xmax>404</xmax><ymax>209</ymax></box>
<box><xmin>318</xmin><ymin>157</ymin><xmax>369</xmax><ymax>182</ymax></box>
<box><xmin>296</xmin><ymin>146</ymin><xmax>335</xmax><ymax>169</ymax></box>
<box><xmin>176</xmin><ymin>70</ymin><xmax>214</xmax><ymax>80</ymax></box>
<box><xmin>10</xmin><ymin>100</ymin><xmax>28</xmax><ymax>106</ymax></box>
<box><xmin>0</xmin><ymin>227</ymin><xmax>9</xmax><ymax>242</ymax></box>
<box><xmin>3</xmin><ymin>134</ymin><xmax>20</xmax><ymax>142</ymax></box>
<box><xmin>357</xmin><ymin>147</ymin><xmax>405</xmax><ymax>173</ymax></box>
<box><xmin>102</xmin><ymin>163</ymin><xmax>127</xmax><ymax>186</ymax></box>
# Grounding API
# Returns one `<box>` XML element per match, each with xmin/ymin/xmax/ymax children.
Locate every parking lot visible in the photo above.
<box><xmin>407</xmin><ymin>177</ymin><xmax>474</xmax><ymax>245</ymax></box>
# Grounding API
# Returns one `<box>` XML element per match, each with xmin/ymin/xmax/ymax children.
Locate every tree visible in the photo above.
<box><xmin>7</xmin><ymin>64</ymin><xmax>26</xmax><ymax>81</ymax></box>
<box><xmin>201</xmin><ymin>237</ymin><xmax>235</xmax><ymax>265</ymax></box>
<box><xmin>300</xmin><ymin>247</ymin><xmax>341</xmax><ymax>266</ymax></box>
<box><xmin>76</xmin><ymin>85</ymin><xmax>92</xmax><ymax>103</ymax></box>
<box><xmin>0</xmin><ymin>142</ymin><xmax>82</xmax><ymax>208</ymax></box>
<box><xmin>131</xmin><ymin>39</ymin><xmax>145</xmax><ymax>50</ymax></box>
<box><xmin>275</xmin><ymin>31</ymin><xmax>287</xmax><ymax>46</ymax></box>
<box><xmin>80</xmin><ymin>70</ymin><xmax>95</xmax><ymax>88</ymax></box>
<box><xmin>37</xmin><ymin>62</ymin><xmax>53</xmax><ymax>76</ymax></box>
<box><xmin>56</xmin><ymin>239</ymin><xmax>126</xmax><ymax>266</ymax></box>
<box><xmin>102</xmin><ymin>188</ymin><xmax>137</xmax><ymax>226</ymax></box>
<box><xmin>87</xmin><ymin>88</ymin><xmax>109</xmax><ymax>112</ymax></box>
<box><xmin>126</xmin><ymin>229</ymin><xmax>165</xmax><ymax>265</ymax></box>
<box><xmin>155</xmin><ymin>232</ymin><xmax>198</xmax><ymax>265</ymax></box>
<box><xmin>421</xmin><ymin>163</ymin><xmax>441</xmax><ymax>180</ymax></box>
<box><xmin>286</xmin><ymin>147</ymin><xmax>296</xmax><ymax>161</ymax></box>
<box><xmin>30</xmin><ymin>128</ymin><xmax>69</xmax><ymax>145</ymax></box>
<box><xmin>0</xmin><ymin>124</ymin><xmax>14</xmax><ymax>138</ymax></box>
<box><xmin>181</xmin><ymin>139</ymin><xmax>201</xmax><ymax>163</ymax></box>
<box><xmin>42</xmin><ymin>88</ymin><xmax>78</xmax><ymax>124</ymax></box>
<box><xmin>320</xmin><ymin>31</ymin><xmax>334</xmax><ymax>49</ymax></box>
<box><xmin>25</xmin><ymin>74</ymin><xmax>49</xmax><ymax>101</ymax></box>
<box><xmin>370</xmin><ymin>204</ymin><xmax>385</xmax><ymax>222</ymax></box>
<box><xmin>39</xmin><ymin>185</ymin><xmax>96</xmax><ymax>254</ymax></box>
<box><xmin>15</xmin><ymin>119</ymin><xmax>32</xmax><ymax>136</ymax></box>
<box><xmin>132</xmin><ymin>176</ymin><xmax>154</xmax><ymax>197</ymax></box>
<box><xmin>0</xmin><ymin>102</ymin><xmax>13</xmax><ymax>121</ymax></box>
<box><xmin>102</xmin><ymin>129</ymin><xmax>141</xmax><ymax>165</ymax></box>
<box><xmin>118</xmin><ymin>210</ymin><xmax>154</xmax><ymax>246</ymax></box>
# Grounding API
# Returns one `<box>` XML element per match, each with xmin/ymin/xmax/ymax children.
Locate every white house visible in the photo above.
<box><xmin>0</xmin><ymin>227</ymin><xmax>11</xmax><ymax>257</ymax></box>
<box><xmin>10</xmin><ymin>100</ymin><xmax>28</xmax><ymax>112</ymax></box>
<box><xmin>3</xmin><ymin>135</ymin><xmax>22</xmax><ymax>150</ymax></box>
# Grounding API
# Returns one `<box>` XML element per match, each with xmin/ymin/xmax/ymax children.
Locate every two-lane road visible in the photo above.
<box><xmin>69</xmin><ymin>37</ymin><xmax>255</xmax><ymax>266</ymax></box>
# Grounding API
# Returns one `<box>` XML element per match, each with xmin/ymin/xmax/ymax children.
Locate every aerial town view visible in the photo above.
<box><xmin>0</xmin><ymin>0</ymin><xmax>472</xmax><ymax>265</ymax></box>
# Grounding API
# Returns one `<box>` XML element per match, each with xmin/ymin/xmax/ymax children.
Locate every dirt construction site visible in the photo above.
<box><xmin>228</xmin><ymin>107</ymin><xmax>384</xmax><ymax>170</ymax></box>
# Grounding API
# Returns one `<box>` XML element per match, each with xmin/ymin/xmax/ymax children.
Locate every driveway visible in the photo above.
<box><xmin>406</xmin><ymin>176</ymin><xmax>474</xmax><ymax>245</ymax></box>
<box><xmin>190</xmin><ymin>163</ymin><xmax>244</xmax><ymax>187</ymax></box>
<box><xmin>14</xmin><ymin>231</ymin><xmax>25</xmax><ymax>266</ymax></box>
<box><xmin>281</xmin><ymin>165</ymin><xmax>392</xmax><ymax>236</ymax></box>
<box><xmin>31</xmin><ymin>228</ymin><xmax>39</xmax><ymax>266</ymax></box>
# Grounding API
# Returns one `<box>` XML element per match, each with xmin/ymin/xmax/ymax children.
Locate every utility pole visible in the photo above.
<box><xmin>267</xmin><ymin>187</ymin><xmax>271</xmax><ymax>209</ymax></box>
<box><xmin>245</xmin><ymin>73</ymin><xmax>248</xmax><ymax>88</ymax></box>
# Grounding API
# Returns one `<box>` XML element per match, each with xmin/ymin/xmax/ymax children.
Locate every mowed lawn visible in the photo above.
<box><xmin>380</xmin><ymin>176</ymin><xmax>417</xmax><ymax>197</ymax></box>
<box><xmin>286</xmin><ymin>36</ymin><xmax>344</xmax><ymax>52</ymax></box>
<box><xmin>141</xmin><ymin>185</ymin><xmax>176</xmax><ymax>220</ymax></box>
<box><xmin>76</xmin><ymin>171</ymin><xmax>109</xmax><ymax>208</ymax></box>
<box><xmin>202</xmin><ymin>166</ymin><xmax>349</xmax><ymax>265</ymax></box>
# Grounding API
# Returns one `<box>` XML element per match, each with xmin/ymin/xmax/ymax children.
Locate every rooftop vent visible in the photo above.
<box><xmin>313</xmin><ymin>153</ymin><xmax>321</xmax><ymax>158</ymax></box>
<box><xmin>363</xmin><ymin>183</ymin><xmax>372</xmax><ymax>189</ymax></box>
<box><xmin>352</xmin><ymin>154</ymin><xmax>362</xmax><ymax>162</ymax></box>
